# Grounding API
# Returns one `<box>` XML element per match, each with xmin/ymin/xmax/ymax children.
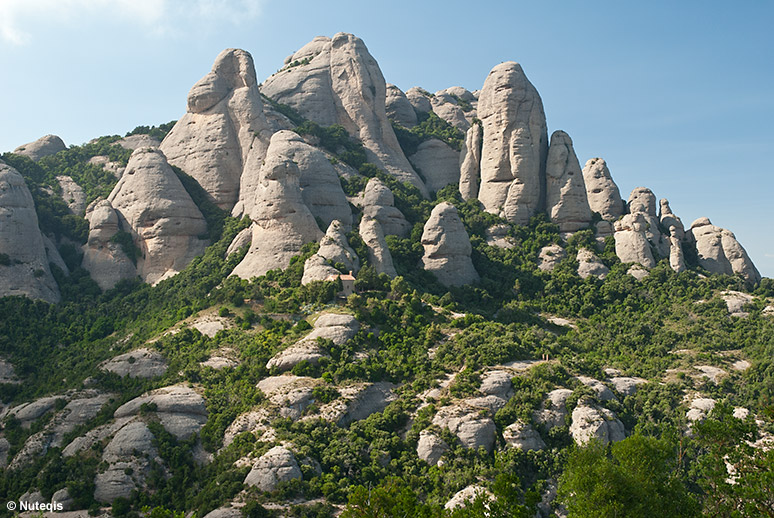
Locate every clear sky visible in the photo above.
<box><xmin>1</xmin><ymin>0</ymin><xmax>771</xmax><ymax>277</ymax></box>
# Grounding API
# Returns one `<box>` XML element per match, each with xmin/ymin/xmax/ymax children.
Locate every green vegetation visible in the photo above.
<box><xmin>126</xmin><ymin>120</ymin><xmax>177</xmax><ymax>141</ymax></box>
<box><xmin>392</xmin><ymin>111</ymin><xmax>465</xmax><ymax>155</ymax></box>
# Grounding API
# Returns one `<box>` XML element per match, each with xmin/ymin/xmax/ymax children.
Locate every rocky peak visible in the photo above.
<box><xmin>13</xmin><ymin>135</ymin><xmax>66</xmax><ymax>162</ymax></box>
<box><xmin>161</xmin><ymin>48</ymin><xmax>272</xmax><ymax>211</ymax></box>
<box><xmin>687</xmin><ymin>217</ymin><xmax>760</xmax><ymax>286</ymax></box>
<box><xmin>420</xmin><ymin>202</ymin><xmax>479</xmax><ymax>286</ymax></box>
<box><xmin>361</xmin><ymin>178</ymin><xmax>410</xmax><ymax>237</ymax></box>
<box><xmin>232</xmin><ymin>131</ymin><xmax>323</xmax><ymax>279</ymax></box>
<box><xmin>261</xmin><ymin>33</ymin><xmax>428</xmax><ymax>196</ymax></box>
<box><xmin>545</xmin><ymin>130</ymin><xmax>592</xmax><ymax>232</ymax></box>
<box><xmin>107</xmin><ymin>147</ymin><xmax>208</xmax><ymax>285</ymax></box>
<box><xmin>477</xmin><ymin>61</ymin><xmax>548</xmax><ymax>224</ymax></box>
<box><xmin>81</xmin><ymin>199</ymin><xmax>137</xmax><ymax>290</ymax></box>
<box><xmin>359</xmin><ymin>215</ymin><xmax>397</xmax><ymax>277</ymax></box>
<box><xmin>385</xmin><ymin>84</ymin><xmax>418</xmax><ymax>127</ymax></box>
<box><xmin>628</xmin><ymin>187</ymin><xmax>657</xmax><ymax>216</ymax></box>
<box><xmin>582</xmin><ymin>158</ymin><xmax>623</xmax><ymax>221</ymax></box>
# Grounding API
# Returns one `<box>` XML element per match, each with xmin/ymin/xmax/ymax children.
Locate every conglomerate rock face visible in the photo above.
<box><xmin>420</xmin><ymin>202</ymin><xmax>479</xmax><ymax>287</ymax></box>
<box><xmin>545</xmin><ymin>130</ymin><xmax>592</xmax><ymax>232</ymax></box>
<box><xmin>687</xmin><ymin>217</ymin><xmax>760</xmax><ymax>286</ymax></box>
<box><xmin>582</xmin><ymin>158</ymin><xmax>623</xmax><ymax>221</ymax></box>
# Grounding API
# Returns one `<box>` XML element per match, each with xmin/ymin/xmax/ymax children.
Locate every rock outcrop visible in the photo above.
<box><xmin>537</xmin><ymin>244</ymin><xmax>566</xmax><ymax>272</ymax></box>
<box><xmin>160</xmin><ymin>48</ymin><xmax>272</xmax><ymax>211</ymax></box>
<box><xmin>302</xmin><ymin>220</ymin><xmax>359</xmax><ymax>285</ymax></box>
<box><xmin>55</xmin><ymin>175</ymin><xmax>86</xmax><ymax>214</ymax></box>
<box><xmin>108</xmin><ymin>148</ymin><xmax>208</xmax><ymax>285</ymax></box>
<box><xmin>432</xmin><ymin>402</ymin><xmax>496</xmax><ymax>452</ymax></box>
<box><xmin>459</xmin><ymin>123</ymin><xmax>482</xmax><ymax>200</ymax></box>
<box><xmin>687</xmin><ymin>218</ymin><xmax>760</xmax><ymax>286</ymax></box>
<box><xmin>261</xmin><ymin>33</ymin><xmax>427</xmax><ymax>195</ymax></box>
<box><xmin>545</xmin><ymin>131</ymin><xmax>592</xmax><ymax>231</ymax></box>
<box><xmin>408</xmin><ymin>139</ymin><xmax>460</xmax><ymax>193</ymax></box>
<box><xmin>13</xmin><ymin>135</ymin><xmax>66</xmax><ymax>161</ymax></box>
<box><xmin>533</xmin><ymin>388</ymin><xmax>572</xmax><ymax>429</ymax></box>
<box><xmin>569</xmin><ymin>404</ymin><xmax>625</xmax><ymax>445</ymax></box>
<box><xmin>359</xmin><ymin>215</ymin><xmax>397</xmax><ymax>277</ymax></box>
<box><xmin>503</xmin><ymin>420</ymin><xmax>546</xmax><ymax>451</ymax></box>
<box><xmin>582</xmin><ymin>158</ymin><xmax>623</xmax><ymax>221</ymax></box>
<box><xmin>100</xmin><ymin>348</ymin><xmax>167</xmax><ymax>378</ymax></box>
<box><xmin>405</xmin><ymin>87</ymin><xmax>433</xmax><ymax>114</ymax></box>
<box><xmin>385</xmin><ymin>84</ymin><xmax>418</xmax><ymax>127</ymax></box>
<box><xmin>417</xmin><ymin>430</ymin><xmax>448</xmax><ymax>465</ymax></box>
<box><xmin>420</xmin><ymin>202</ymin><xmax>479</xmax><ymax>286</ymax></box>
<box><xmin>576</xmin><ymin>248</ymin><xmax>609</xmax><ymax>280</ymax></box>
<box><xmin>361</xmin><ymin>177</ymin><xmax>411</xmax><ymax>237</ymax></box>
<box><xmin>430</xmin><ymin>91</ymin><xmax>471</xmax><ymax>131</ymax></box>
<box><xmin>80</xmin><ymin>199</ymin><xmax>137</xmax><ymax>290</ymax></box>
<box><xmin>257</xmin><ymin>375</ymin><xmax>321</xmax><ymax>419</ymax></box>
<box><xmin>231</xmin><ymin>131</ymin><xmax>323</xmax><ymax>279</ymax></box>
<box><xmin>614</xmin><ymin>213</ymin><xmax>656</xmax><ymax>269</ymax></box>
<box><xmin>0</xmin><ymin>162</ymin><xmax>60</xmax><ymax>302</ymax></box>
<box><xmin>244</xmin><ymin>446</ymin><xmax>302</xmax><ymax>491</ymax></box>
<box><xmin>477</xmin><ymin>62</ymin><xmax>548</xmax><ymax>224</ymax></box>
<box><xmin>94</xmin><ymin>421</ymin><xmax>159</xmax><ymax>503</ymax></box>
<box><xmin>114</xmin><ymin>384</ymin><xmax>207</xmax><ymax>440</ymax></box>
<box><xmin>267</xmin><ymin>313</ymin><xmax>359</xmax><ymax>372</ymax></box>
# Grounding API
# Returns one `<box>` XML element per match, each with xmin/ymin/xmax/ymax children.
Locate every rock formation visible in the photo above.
<box><xmin>545</xmin><ymin>131</ymin><xmax>592</xmax><ymax>232</ymax></box>
<box><xmin>244</xmin><ymin>446</ymin><xmax>302</xmax><ymax>491</ymax></box>
<box><xmin>576</xmin><ymin>248</ymin><xmax>609</xmax><ymax>280</ymax></box>
<box><xmin>429</xmin><ymin>91</ymin><xmax>471</xmax><ymax>131</ymax></box>
<box><xmin>361</xmin><ymin>178</ymin><xmax>410</xmax><ymax>237</ymax></box>
<box><xmin>420</xmin><ymin>202</ymin><xmax>479</xmax><ymax>286</ymax></box>
<box><xmin>613</xmin><ymin>213</ymin><xmax>656</xmax><ymax>269</ymax></box>
<box><xmin>537</xmin><ymin>244</ymin><xmax>566</xmax><ymax>272</ymax></box>
<box><xmin>0</xmin><ymin>162</ymin><xmax>60</xmax><ymax>302</ymax></box>
<box><xmin>80</xmin><ymin>200</ymin><xmax>137</xmax><ymax>290</ymax></box>
<box><xmin>459</xmin><ymin>123</ymin><xmax>482</xmax><ymax>200</ymax></box>
<box><xmin>160</xmin><ymin>48</ymin><xmax>272</xmax><ymax>211</ymax></box>
<box><xmin>267</xmin><ymin>313</ymin><xmax>359</xmax><ymax>372</ymax></box>
<box><xmin>582</xmin><ymin>158</ymin><xmax>623</xmax><ymax>221</ymax></box>
<box><xmin>477</xmin><ymin>62</ymin><xmax>548</xmax><ymax>224</ymax></box>
<box><xmin>261</xmin><ymin>33</ymin><xmax>427</xmax><ymax>196</ymax></box>
<box><xmin>100</xmin><ymin>348</ymin><xmax>167</xmax><ymax>378</ymax></box>
<box><xmin>13</xmin><ymin>135</ymin><xmax>66</xmax><ymax>161</ymax></box>
<box><xmin>408</xmin><ymin>139</ymin><xmax>460</xmax><ymax>193</ymax></box>
<box><xmin>417</xmin><ymin>430</ymin><xmax>448</xmax><ymax>465</ymax></box>
<box><xmin>385</xmin><ymin>84</ymin><xmax>418</xmax><ymax>127</ymax></box>
<box><xmin>55</xmin><ymin>176</ymin><xmax>86</xmax><ymax>214</ymax></box>
<box><xmin>359</xmin><ymin>215</ymin><xmax>397</xmax><ymax>277</ymax></box>
<box><xmin>302</xmin><ymin>220</ymin><xmax>360</xmax><ymax>285</ymax></box>
<box><xmin>628</xmin><ymin>187</ymin><xmax>667</xmax><ymax>255</ymax></box>
<box><xmin>432</xmin><ymin>402</ymin><xmax>496</xmax><ymax>452</ymax></box>
<box><xmin>503</xmin><ymin>420</ymin><xmax>546</xmax><ymax>451</ymax></box>
<box><xmin>569</xmin><ymin>404</ymin><xmax>625</xmax><ymax>445</ymax></box>
<box><xmin>405</xmin><ymin>87</ymin><xmax>432</xmax><ymax>114</ymax></box>
<box><xmin>231</xmin><ymin>131</ymin><xmax>323</xmax><ymax>279</ymax></box>
<box><xmin>108</xmin><ymin>148</ymin><xmax>208</xmax><ymax>285</ymax></box>
<box><xmin>687</xmin><ymin>218</ymin><xmax>760</xmax><ymax>286</ymax></box>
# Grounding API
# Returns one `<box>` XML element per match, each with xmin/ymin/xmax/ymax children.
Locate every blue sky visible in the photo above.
<box><xmin>1</xmin><ymin>0</ymin><xmax>771</xmax><ymax>277</ymax></box>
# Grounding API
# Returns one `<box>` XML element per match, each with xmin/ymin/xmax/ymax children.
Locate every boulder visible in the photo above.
<box><xmin>537</xmin><ymin>244</ymin><xmax>566</xmax><ymax>272</ymax></box>
<box><xmin>484</xmin><ymin>223</ymin><xmax>514</xmax><ymax>249</ymax></box>
<box><xmin>13</xmin><ymin>134</ymin><xmax>66</xmax><ymax>161</ymax></box>
<box><xmin>0</xmin><ymin>162</ymin><xmax>60</xmax><ymax>302</ymax></box>
<box><xmin>430</xmin><ymin>93</ymin><xmax>470</xmax><ymax>131</ymax></box>
<box><xmin>385</xmin><ymin>84</ymin><xmax>418</xmax><ymax>127</ymax></box>
<box><xmin>405</xmin><ymin>87</ymin><xmax>433</xmax><ymax>114</ymax></box>
<box><xmin>409</xmin><ymin>139</ymin><xmax>460</xmax><ymax>193</ymax></box>
<box><xmin>359</xmin><ymin>215</ymin><xmax>397</xmax><ymax>277</ymax></box>
<box><xmin>231</xmin><ymin>131</ymin><xmax>323</xmax><ymax>279</ymax></box>
<box><xmin>416</xmin><ymin>430</ymin><xmax>448</xmax><ymax>465</ymax></box>
<box><xmin>244</xmin><ymin>446</ymin><xmax>302</xmax><ymax>492</ymax></box>
<box><xmin>459</xmin><ymin>123</ymin><xmax>482</xmax><ymax>200</ymax></box>
<box><xmin>503</xmin><ymin>420</ymin><xmax>546</xmax><ymax>451</ymax></box>
<box><xmin>100</xmin><ymin>348</ymin><xmax>167</xmax><ymax>378</ymax></box>
<box><xmin>80</xmin><ymin>199</ymin><xmax>137</xmax><ymax>290</ymax></box>
<box><xmin>161</xmin><ymin>48</ymin><xmax>272</xmax><ymax>211</ymax></box>
<box><xmin>477</xmin><ymin>62</ymin><xmax>548</xmax><ymax>224</ymax></box>
<box><xmin>687</xmin><ymin>218</ymin><xmax>760</xmax><ymax>286</ymax></box>
<box><xmin>582</xmin><ymin>158</ymin><xmax>623</xmax><ymax>221</ymax></box>
<box><xmin>420</xmin><ymin>202</ymin><xmax>479</xmax><ymax>286</ymax></box>
<box><xmin>479</xmin><ymin>370</ymin><xmax>514</xmax><ymax>400</ymax></box>
<box><xmin>576</xmin><ymin>248</ymin><xmax>609</xmax><ymax>279</ymax></box>
<box><xmin>362</xmin><ymin>178</ymin><xmax>411</xmax><ymax>237</ymax></box>
<box><xmin>108</xmin><ymin>148</ymin><xmax>208</xmax><ymax>285</ymax></box>
<box><xmin>432</xmin><ymin>403</ymin><xmax>496</xmax><ymax>452</ymax></box>
<box><xmin>576</xmin><ymin>376</ymin><xmax>617</xmax><ymax>402</ymax></box>
<box><xmin>261</xmin><ymin>33</ymin><xmax>427</xmax><ymax>196</ymax></box>
<box><xmin>570</xmin><ymin>404</ymin><xmax>625</xmax><ymax>445</ymax></box>
<box><xmin>719</xmin><ymin>290</ymin><xmax>755</xmax><ymax>317</ymax></box>
<box><xmin>545</xmin><ymin>131</ymin><xmax>592</xmax><ymax>232</ymax></box>
<box><xmin>55</xmin><ymin>175</ymin><xmax>86</xmax><ymax>214</ymax></box>
<box><xmin>614</xmin><ymin>213</ymin><xmax>656</xmax><ymax>269</ymax></box>
<box><xmin>686</xmin><ymin>397</ymin><xmax>716</xmax><ymax>422</ymax></box>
